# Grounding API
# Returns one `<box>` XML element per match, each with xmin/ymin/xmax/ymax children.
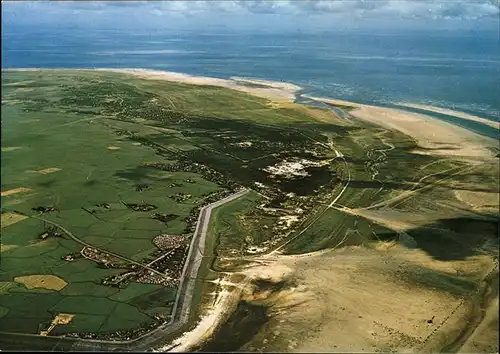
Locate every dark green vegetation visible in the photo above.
<box><xmin>203</xmin><ymin>107</ymin><xmax>498</xmax><ymax>261</ymax></box>
<box><xmin>0</xmin><ymin>69</ymin><xmax>369</xmax><ymax>339</ymax></box>
<box><xmin>2</xmin><ymin>69</ymin><xmax>497</xmax><ymax>347</ymax></box>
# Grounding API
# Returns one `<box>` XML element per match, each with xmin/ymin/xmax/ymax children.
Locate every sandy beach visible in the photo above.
<box><xmin>394</xmin><ymin>102</ymin><xmax>500</xmax><ymax>130</ymax></box>
<box><xmin>92</xmin><ymin>68</ymin><xmax>498</xmax><ymax>160</ymax></box>
<box><xmin>94</xmin><ymin>68</ymin><xmax>301</xmax><ymax>102</ymax></box>
<box><xmin>304</xmin><ymin>94</ymin><xmax>497</xmax><ymax>160</ymax></box>
<box><xmin>4</xmin><ymin>68</ymin><xmax>497</xmax><ymax>352</ymax></box>
<box><xmin>6</xmin><ymin>68</ymin><xmax>496</xmax><ymax>162</ymax></box>
<box><xmin>4</xmin><ymin>68</ymin><xmax>301</xmax><ymax>102</ymax></box>
<box><xmin>156</xmin><ymin>286</ymin><xmax>240</xmax><ymax>353</ymax></box>
<box><xmin>155</xmin><ymin>246</ymin><xmax>497</xmax><ymax>353</ymax></box>
<box><xmin>94</xmin><ymin>68</ymin><xmax>498</xmax><ymax>161</ymax></box>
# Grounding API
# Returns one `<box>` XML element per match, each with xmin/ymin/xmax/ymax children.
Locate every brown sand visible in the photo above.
<box><xmin>92</xmin><ymin>68</ymin><xmax>300</xmax><ymax>102</ymax></box>
<box><xmin>395</xmin><ymin>102</ymin><xmax>500</xmax><ymax>130</ymax></box>
<box><xmin>161</xmin><ymin>246</ymin><xmax>495</xmax><ymax>353</ymax></box>
<box><xmin>454</xmin><ymin>190</ymin><xmax>499</xmax><ymax>211</ymax></box>
<box><xmin>268</xmin><ymin>100</ymin><xmax>349</xmax><ymax>125</ymax></box>
<box><xmin>106</xmin><ymin>146</ymin><xmax>121</xmax><ymax>150</ymax></box>
<box><xmin>304</xmin><ymin>95</ymin><xmax>496</xmax><ymax>160</ymax></box>
<box><xmin>40</xmin><ymin>313</ymin><xmax>75</xmax><ymax>336</ymax></box>
<box><xmin>458</xmin><ymin>297</ymin><xmax>499</xmax><ymax>353</ymax></box>
<box><xmin>245</xmin><ymin>246</ymin><xmax>495</xmax><ymax>353</ymax></box>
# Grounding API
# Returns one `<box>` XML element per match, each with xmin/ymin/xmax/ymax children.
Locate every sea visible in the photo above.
<box><xmin>2</xmin><ymin>24</ymin><xmax>499</xmax><ymax>137</ymax></box>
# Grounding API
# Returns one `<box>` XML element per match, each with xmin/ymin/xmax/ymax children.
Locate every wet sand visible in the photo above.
<box><xmin>394</xmin><ymin>102</ymin><xmax>500</xmax><ymax>130</ymax></box>
<box><xmin>304</xmin><ymin>95</ymin><xmax>497</xmax><ymax>160</ymax></box>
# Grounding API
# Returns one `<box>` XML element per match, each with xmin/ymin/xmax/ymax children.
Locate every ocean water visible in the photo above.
<box><xmin>2</xmin><ymin>25</ymin><xmax>499</xmax><ymax>125</ymax></box>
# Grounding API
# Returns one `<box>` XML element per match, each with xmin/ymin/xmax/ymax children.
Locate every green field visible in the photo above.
<box><xmin>0</xmin><ymin>69</ymin><xmax>377</xmax><ymax>338</ymax></box>
<box><xmin>3</xmin><ymin>69</ymin><xmax>479</xmax><ymax>341</ymax></box>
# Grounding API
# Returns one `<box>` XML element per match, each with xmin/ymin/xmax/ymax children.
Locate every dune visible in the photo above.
<box><xmin>157</xmin><ymin>246</ymin><xmax>496</xmax><ymax>353</ymax></box>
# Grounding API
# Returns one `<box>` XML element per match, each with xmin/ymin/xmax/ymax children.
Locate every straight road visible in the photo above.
<box><xmin>0</xmin><ymin>189</ymin><xmax>249</xmax><ymax>351</ymax></box>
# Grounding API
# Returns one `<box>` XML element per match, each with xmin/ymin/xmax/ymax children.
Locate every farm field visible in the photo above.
<box><xmin>1</xmin><ymin>69</ymin><xmax>498</xmax><ymax>352</ymax></box>
<box><xmin>0</xmin><ymin>69</ymin><xmax>383</xmax><ymax>341</ymax></box>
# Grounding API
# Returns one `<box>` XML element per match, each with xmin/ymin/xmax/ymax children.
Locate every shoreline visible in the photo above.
<box><xmin>304</xmin><ymin>94</ymin><xmax>497</xmax><ymax>159</ymax></box>
<box><xmin>393</xmin><ymin>102</ymin><xmax>500</xmax><ymax>130</ymax></box>
<box><xmin>5</xmin><ymin>68</ymin><xmax>497</xmax><ymax>160</ymax></box>
<box><xmin>4</xmin><ymin>68</ymin><xmax>300</xmax><ymax>103</ymax></box>
<box><xmin>3</xmin><ymin>68</ymin><xmax>498</xmax><ymax>352</ymax></box>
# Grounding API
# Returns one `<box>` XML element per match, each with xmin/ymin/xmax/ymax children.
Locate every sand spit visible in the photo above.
<box><xmin>304</xmin><ymin>95</ymin><xmax>496</xmax><ymax>160</ymax></box>
<box><xmin>395</xmin><ymin>102</ymin><xmax>500</xmax><ymax>130</ymax></box>
<box><xmin>7</xmin><ymin>68</ymin><xmax>494</xmax><ymax>158</ymax></box>
<box><xmin>5</xmin><ymin>68</ymin><xmax>300</xmax><ymax>102</ymax></box>
<box><xmin>95</xmin><ymin>68</ymin><xmax>300</xmax><ymax>102</ymax></box>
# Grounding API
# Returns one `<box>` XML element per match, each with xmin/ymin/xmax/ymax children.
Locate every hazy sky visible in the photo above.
<box><xmin>3</xmin><ymin>1</ymin><xmax>500</xmax><ymax>32</ymax></box>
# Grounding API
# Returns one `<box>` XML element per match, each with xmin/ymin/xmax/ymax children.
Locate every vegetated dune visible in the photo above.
<box><xmin>304</xmin><ymin>95</ymin><xmax>497</xmax><ymax>160</ymax></box>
